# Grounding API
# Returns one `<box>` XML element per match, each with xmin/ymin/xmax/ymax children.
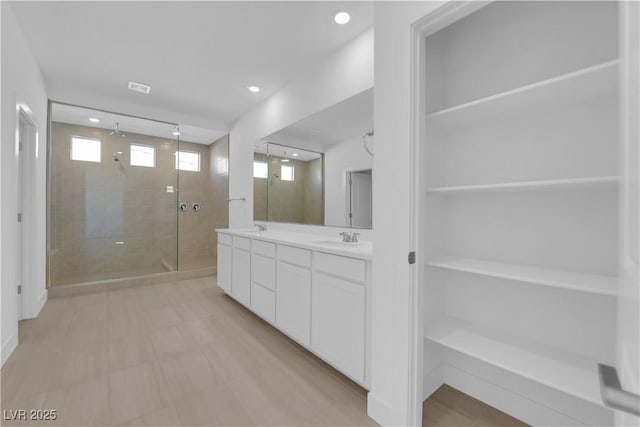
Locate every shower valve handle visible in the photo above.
<box><xmin>179</xmin><ymin>202</ymin><xmax>188</xmax><ymax>212</ymax></box>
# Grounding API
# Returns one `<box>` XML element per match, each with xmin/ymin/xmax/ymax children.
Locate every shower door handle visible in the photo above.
<box><xmin>598</xmin><ymin>363</ymin><xmax>640</xmax><ymax>415</ymax></box>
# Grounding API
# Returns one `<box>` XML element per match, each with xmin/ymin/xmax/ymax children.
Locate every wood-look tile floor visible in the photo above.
<box><xmin>2</xmin><ymin>276</ymin><xmax>527</xmax><ymax>427</ymax></box>
<box><xmin>423</xmin><ymin>385</ymin><xmax>529</xmax><ymax>427</ymax></box>
<box><xmin>1</xmin><ymin>277</ymin><xmax>374</xmax><ymax>426</ymax></box>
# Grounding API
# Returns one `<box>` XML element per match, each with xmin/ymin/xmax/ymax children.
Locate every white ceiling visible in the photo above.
<box><xmin>10</xmin><ymin>1</ymin><xmax>374</xmax><ymax>133</ymax></box>
<box><xmin>265</xmin><ymin>87</ymin><xmax>373</xmax><ymax>151</ymax></box>
<box><xmin>51</xmin><ymin>103</ymin><xmax>226</xmax><ymax>144</ymax></box>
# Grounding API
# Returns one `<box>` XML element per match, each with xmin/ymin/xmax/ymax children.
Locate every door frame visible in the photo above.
<box><xmin>15</xmin><ymin>102</ymin><xmax>40</xmax><ymax>320</ymax></box>
<box><xmin>615</xmin><ymin>1</ymin><xmax>640</xmax><ymax>423</ymax></box>
<box><xmin>407</xmin><ymin>2</ymin><xmax>492</xmax><ymax>424</ymax></box>
<box><xmin>345</xmin><ymin>169</ymin><xmax>372</xmax><ymax>228</ymax></box>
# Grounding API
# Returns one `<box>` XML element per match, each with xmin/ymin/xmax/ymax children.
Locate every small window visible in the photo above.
<box><xmin>175</xmin><ymin>150</ymin><xmax>200</xmax><ymax>172</ymax></box>
<box><xmin>130</xmin><ymin>144</ymin><xmax>155</xmax><ymax>168</ymax></box>
<box><xmin>71</xmin><ymin>136</ymin><xmax>101</xmax><ymax>162</ymax></box>
<box><xmin>281</xmin><ymin>165</ymin><xmax>295</xmax><ymax>181</ymax></box>
<box><xmin>253</xmin><ymin>161</ymin><xmax>268</xmax><ymax>178</ymax></box>
<box><xmin>215</xmin><ymin>157</ymin><xmax>229</xmax><ymax>176</ymax></box>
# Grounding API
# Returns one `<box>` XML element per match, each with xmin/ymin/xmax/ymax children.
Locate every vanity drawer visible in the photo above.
<box><xmin>278</xmin><ymin>245</ymin><xmax>311</xmax><ymax>268</ymax></box>
<box><xmin>252</xmin><ymin>240</ymin><xmax>276</xmax><ymax>258</ymax></box>
<box><xmin>218</xmin><ymin>233</ymin><xmax>232</xmax><ymax>246</ymax></box>
<box><xmin>251</xmin><ymin>283</ymin><xmax>275</xmax><ymax>323</ymax></box>
<box><xmin>314</xmin><ymin>252</ymin><xmax>365</xmax><ymax>284</ymax></box>
<box><xmin>233</xmin><ymin>236</ymin><xmax>251</xmax><ymax>251</ymax></box>
<box><xmin>252</xmin><ymin>253</ymin><xmax>276</xmax><ymax>291</ymax></box>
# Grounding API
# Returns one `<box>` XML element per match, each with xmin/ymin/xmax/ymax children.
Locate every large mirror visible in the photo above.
<box><xmin>254</xmin><ymin>88</ymin><xmax>373</xmax><ymax>228</ymax></box>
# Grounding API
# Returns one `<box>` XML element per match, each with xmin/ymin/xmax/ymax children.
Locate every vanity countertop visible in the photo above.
<box><xmin>216</xmin><ymin>228</ymin><xmax>372</xmax><ymax>260</ymax></box>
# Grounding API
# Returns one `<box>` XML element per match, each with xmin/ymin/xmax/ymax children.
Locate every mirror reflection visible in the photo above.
<box><xmin>253</xmin><ymin>144</ymin><xmax>324</xmax><ymax>225</ymax></box>
<box><xmin>255</xmin><ymin>88</ymin><xmax>373</xmax><ymax>229</ymax></box>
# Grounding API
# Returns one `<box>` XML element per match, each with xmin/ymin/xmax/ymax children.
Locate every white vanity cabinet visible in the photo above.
<box><xmin>276</xmin><ymin>245</ymin><xmax>312</xmax><ymax>346</ymax></box>
<box><xmin>216</xmin><ymin>233</ymin><xmax>232</xmax><ymax>293</ymax></box>
<box><xmin>311</xmin><ymin>253</ymin><xmax>366</xmax><ymax>384</ymax></box>
<box><xmin>231</xmin><ymin>237</ymin><xmax>251</xmax><ymax>307</ymax></box>
<box><xmin>215</xmin><ymin>229</ymin><xmax>371</xmax><ymax>388</ymax></box>
<box><xmin>250</xmin><ymin>240</ymin><xmax>276</xmax><ymax>323</ymax></box>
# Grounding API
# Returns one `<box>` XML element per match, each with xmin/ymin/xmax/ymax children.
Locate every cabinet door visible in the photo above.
<box><xmin>217</xmin><ymin>243</ymin><xmax>232</xmax><ymax>293</ymax></box>
<box><xmin>251</xmin><ymin>253</ymin><xmax>276</xmax><ymax>291</ymax></box>
<box><xmin>312</xmin><ymin>272</ymin><xmax>365</xmax><ymax>383</ymax></box>
<box><xmin>251</xmin><ymin>253</ymin><xmax>276</xmax><ymax>322</ymax></box>
<box><xmin>232</xmin><ymin>248</ymin><xmax>251</xmax><ymax>306</ymax></box>
<box><xmin>276</xmin><ymin>261</ymin><xmax>311</xmax><ymax>346</ymax></box>
<box><xmin>251</xmin><ymin>283</ymin><xmax>275</xmax><ymax>323</ymax></box>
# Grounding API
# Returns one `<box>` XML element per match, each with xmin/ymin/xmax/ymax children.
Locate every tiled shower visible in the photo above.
<box><xmin>48</xmin><ymin>103</ymin><xmax>229</xmax><ymax>287</ymax></box>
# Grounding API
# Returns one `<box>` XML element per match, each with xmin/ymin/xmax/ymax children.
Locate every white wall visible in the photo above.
<box><xmin>1</xmin><ymin>3</ymin><xmax>49</xmax><ymax>366</ymax></box>
<box><xmin>324</xmin><ymin>135</ymin><xmax>373</xmax><ymax>227</ymax></box>
<box><xmin>228</xmin><ymin>28</ymin><xmax>374</xmax><ymax>229</ymax></box>
<box><xmin>368</xmin><ymin>2</ymin><xmax>446</xmax><ymax>426</ymax></box>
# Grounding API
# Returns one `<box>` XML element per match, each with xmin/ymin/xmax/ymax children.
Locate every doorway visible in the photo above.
<box><xmin>17</xmin><ymin>107</ymin><xmax>36</xmax><ymax>320</ymax></box>
<box><xmin>346</xmin><ymin>169</ymin><xmax>372</xmax><ymax>229</ymax></box>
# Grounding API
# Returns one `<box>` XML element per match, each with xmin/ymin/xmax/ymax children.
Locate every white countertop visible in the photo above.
<box><xmin>216</xmin><ymin>228</ymin><xmax>372</xmax><ymax>260</ymax></box>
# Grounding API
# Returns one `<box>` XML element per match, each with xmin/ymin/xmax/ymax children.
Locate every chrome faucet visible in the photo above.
<box><xmin>339</xmin><ymin>231</ymin><xmax>360</xmax><ymax>243</ymax></box>
<box><xmin>256</xmin><ymin>223</ymin><xmax>268</xmax><ymax>232</ymax></box>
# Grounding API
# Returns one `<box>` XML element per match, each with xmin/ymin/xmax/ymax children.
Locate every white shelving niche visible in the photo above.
<box><xmin>419</xmin><ymin>2</ymin><xmax>621</xmax><ymax>426</ymax></box>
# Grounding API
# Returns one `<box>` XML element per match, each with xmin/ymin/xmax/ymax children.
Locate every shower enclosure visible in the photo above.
<box><xmin>48</xmin><ymin>102</ymin><xmax>228</xmax><ymax>287</ymax></box>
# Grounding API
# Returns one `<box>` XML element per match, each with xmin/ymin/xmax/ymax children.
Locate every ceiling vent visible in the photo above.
<box><xmin>128</xmin><ymin>81</ymin><xmax>151</xmax><ymax>95</ymax></box>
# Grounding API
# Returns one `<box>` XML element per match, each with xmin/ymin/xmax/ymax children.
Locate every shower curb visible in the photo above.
<box><xmin>48</xmin><ymin>266</ymin><xmax>216</xmax><ymax>298</ymax></box>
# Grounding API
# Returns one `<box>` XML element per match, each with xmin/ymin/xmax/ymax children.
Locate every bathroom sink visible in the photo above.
<box><xmin>310</xmin><ymin>240</ymin><xmax>360</xmax><ymax>247</ymax></box>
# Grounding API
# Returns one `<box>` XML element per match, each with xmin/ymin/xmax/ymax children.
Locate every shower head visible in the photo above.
<box><xmin>113</xmin><ymin>152</ymin><xmax>125</xmax><ymax>173</ymax></box>
<box><xmin>110</xmin><ymin>122</ymin><xmax>126</xmax><ymax>137</ymax></box>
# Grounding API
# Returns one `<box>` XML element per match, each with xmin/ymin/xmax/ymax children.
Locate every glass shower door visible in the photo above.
<box><xmin>49</xmin><ymin>103</ymin><xmax>179</xmax><ymax>286</ymax></box>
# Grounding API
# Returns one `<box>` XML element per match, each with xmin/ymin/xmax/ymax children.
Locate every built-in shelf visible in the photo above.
<box><xmin>426</xmin><ymin>256</ymin><xmax>618</xmax><ymax>297</ymax></box>
<box><xmin>426</xmin><ymin>176</ymin><xmax>619</xmax><ymax>194</ymax></box>
<box><xmin>424</xmin><ymin>316</ymin><xmax>607</xmax><ymax>407</ymax></box>
<box><xmin>426</xmin><ymin>60</ymin><xmax>619</xmax><ymax>129</ymax></box>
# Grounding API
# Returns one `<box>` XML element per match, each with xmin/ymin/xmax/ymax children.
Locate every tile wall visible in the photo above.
<box><xmin>50</xmin><ymin>122</ymin><xmax>229</xmax><ymax>286</ymax></box>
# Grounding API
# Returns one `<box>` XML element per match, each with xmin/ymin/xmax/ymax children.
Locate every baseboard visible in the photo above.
<box><xmin>30</xmin><ymin>289</ymin><xmax>47</xmax><ymax>318</ymax></box>
<box><xmin>422</xmin><ymin>364</ymin><xmax>444</xmax><ymax>400</ymax></box>
<box><xmin>442</xmin><ymin>361</ymin><xmax>612</xmax><ymax>426</ymax></box>
<box><xmin>367</xmin><ymin>391</ymin><xmax>394</xmax><ymax>426</ymax></box>
<box><xmin>1</xmin><ymin>333</ymin><xmax>18</xmax><ymax>367</ymax></box>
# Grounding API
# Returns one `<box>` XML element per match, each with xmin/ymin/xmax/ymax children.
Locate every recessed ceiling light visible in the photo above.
<box><xmin>334</xmin><ymin>11</ymin><xmax>350</xmax><ymax>25</ymax></box>
<box><xmin>128</xmin><ymin>81</ymin><xmax>151</xmax><ymax>95</ymax></box>
<box><xmin>247</xmin><ymin>85</ymin><xmax>260</xmax><ymax>93</ymax></box>
<box><xmin>89</xmin><ymin>117</ymin><xmax>100</xmax><ymax>123</ymax></box>
<box><xmin>292</xmin><ymin>153</ymin><xmax>299</xmax><ymax>157</ymax></box>
<box><xmin>282</xmin><ymin>158</ymin><xmax>290</xmax><ymax>162</ymax></box>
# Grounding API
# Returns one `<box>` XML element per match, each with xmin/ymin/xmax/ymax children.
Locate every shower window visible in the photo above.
<box><xmin>130</xmin><ymin>144</ymin><xmax>155</xmax><ymax>167</ymax></box>
<box><xmin>253</xmin><ymin>161</ymin><xmax>268</xmax><ymax>178</ymax></box>
<box><xmin>175</xmin><ymin>150</ymin><xmax>200</xmax><ymax>172</ymax></box>
<box><xmin>71</xmin><ymin>136</ymin><xmax>101</xmax><ymax>162</ymax></box>
<box><xmin>281</xmin><ymin>164</ymin><xmax>295</xmax><ymax>181</ymax></box>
